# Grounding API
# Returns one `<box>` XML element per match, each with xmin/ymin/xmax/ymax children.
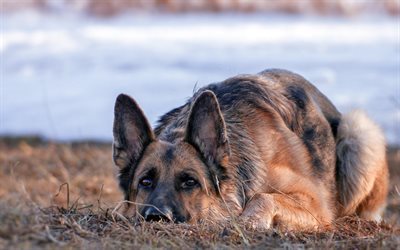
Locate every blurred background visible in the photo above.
<box><xmin>1</xmin><ymin>0</ymin><xmax>399</xmax><ymax>145</ymax></box>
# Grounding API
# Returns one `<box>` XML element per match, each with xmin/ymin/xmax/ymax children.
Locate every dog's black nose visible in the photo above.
<box><xmin>144</xmin><ymin>207</ymin><xmax>172</xmax><ymax>222</ymax></box>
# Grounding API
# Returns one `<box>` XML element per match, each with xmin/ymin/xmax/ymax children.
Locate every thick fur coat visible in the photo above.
<box><xmin>112</xmin><ymin>69</ymin><xmax>388</xmax><ymax>230</ymax></box>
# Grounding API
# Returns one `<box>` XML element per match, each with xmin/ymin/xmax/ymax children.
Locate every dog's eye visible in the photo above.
<box><xmin>139</xmin><ymin>178</ymin><xmax>153</xmax><ymax>188</ymax></box>
<box><xmin>181</xmin><ymin>178</ymin><xmax>198</xmax><ymax>189</ymax></box>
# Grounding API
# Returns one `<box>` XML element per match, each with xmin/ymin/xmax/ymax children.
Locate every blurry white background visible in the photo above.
<box><xmin>1</xmin><ymin>0</ymin><xmax>399</xmax><ymax>144</ymax></box>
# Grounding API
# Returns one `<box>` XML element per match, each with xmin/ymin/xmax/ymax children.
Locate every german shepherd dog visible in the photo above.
<box><xmin>113</xmin><ymin>69</ymin><xmax>388</xmax><ymax>230</ymax></box>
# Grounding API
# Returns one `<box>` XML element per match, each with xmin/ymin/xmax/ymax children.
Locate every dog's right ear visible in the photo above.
<box><xmin>113</xmin><ymin>94</ymin><xmax>154</xmax><ymax>169</ymax></box>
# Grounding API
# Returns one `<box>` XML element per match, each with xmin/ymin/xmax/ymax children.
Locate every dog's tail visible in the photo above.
<box><xmin>335</xmin><ymin>110</ymin><xmax>388</xmax><ymax>220</ymax></box>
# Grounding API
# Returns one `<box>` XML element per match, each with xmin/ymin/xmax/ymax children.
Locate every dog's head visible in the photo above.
<box><xmin>112</xmin><ymin>91</ymin><xmax>231</xmax><ymax>223</ymax></box>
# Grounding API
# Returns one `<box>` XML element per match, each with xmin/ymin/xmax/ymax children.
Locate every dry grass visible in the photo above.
<box><xmin>0</xmin><ymin>137</ymin><xmax>399</xmax><ymax>249</ymax></box>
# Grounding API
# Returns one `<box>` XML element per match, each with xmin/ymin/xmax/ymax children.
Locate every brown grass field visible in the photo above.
<box><xmin>0</xmin><ymin>137</ymin><xmax>399</xmax><ymax>249</ymax></box>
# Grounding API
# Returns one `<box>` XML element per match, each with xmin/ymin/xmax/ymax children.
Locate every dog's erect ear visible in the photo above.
<box><xmin>185</xmin><ymin>91</ymin><xmax>230</xmax><ymax>177</ymax></box>
<box><xmin>113</xmin><ymin>94</ymin><xmax>154</xmax><ymax>169</ymax></box>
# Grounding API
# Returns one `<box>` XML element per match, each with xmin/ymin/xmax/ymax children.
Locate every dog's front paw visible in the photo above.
<box><xmin>240</xmin><ymin>193</ymin><xmax>275</xmax><ymax>230</ymax></box>
<box><xmin>240</xmin><ymin>213</ymin><xmax>273</xmax><ymax>230</ymax></box>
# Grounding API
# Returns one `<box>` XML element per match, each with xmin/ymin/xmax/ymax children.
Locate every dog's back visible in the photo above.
<box><xmin>259</xmin><ymin>69</ymin><xmax>388</xmax><ymax>221</ymax></box>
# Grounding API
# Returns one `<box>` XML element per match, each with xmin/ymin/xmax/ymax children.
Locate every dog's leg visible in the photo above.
<box><xmin>356</xmin><ymin>163</ymin><xmax>389</xmax><ymax>221</ymax></box>
<box><xmin>241</xmin><ymin>192</ymin><xmax>330</xmax><ymax>231</ymax></box>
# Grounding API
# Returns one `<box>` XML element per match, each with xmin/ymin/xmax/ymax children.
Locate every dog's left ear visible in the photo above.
<box><xmin>185</xmin><ymin>91</ymin><xmax>230</xmax><ymax>178</ymax></box>
<box><xmin>113</xmin><ymin>94</ymin><xmax>155</xmax><ymax>170</ymax></box>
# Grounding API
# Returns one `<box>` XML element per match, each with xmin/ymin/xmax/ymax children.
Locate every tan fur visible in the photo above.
<box><xmin>113</xmin><ymin>70</ymin><xmax>389</xmax><ymax>231</ymax></box>
<box><xmin>234</xmin><ymin>99</ymin><xmax>336</xmax><ymax>230</ymax></box>
<box><xmin>357</xmin><ymin>164</ymin><xmax>388</xmax><ymax>222</ymax></box>
<box><xmin>336</xmin><ymin>110</ymin><xmax>388</xmax><ymax>219</ymax></box>
<box><xmin>240</xmin><ymin>112</ymin><xmax>334</xmax><ymax>230</ymax></box>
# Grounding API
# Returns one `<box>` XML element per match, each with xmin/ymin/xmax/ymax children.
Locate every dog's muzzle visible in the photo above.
<box><xmin>143</xmin><ymin>206</ymin><xmax>173</xmax><ymax>222</ymax></box>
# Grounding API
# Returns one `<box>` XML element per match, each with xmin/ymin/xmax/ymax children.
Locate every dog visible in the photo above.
<box><xmin>112</xmin><ymin>69</ymin><xmax>388</xmax><ymax>230</ymax></box>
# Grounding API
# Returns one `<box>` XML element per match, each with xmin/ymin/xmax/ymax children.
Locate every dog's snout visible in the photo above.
<box><xmin>144</xmin><ymin>207</ymin><xmax>172</xmax><ymax>222</ymax></box>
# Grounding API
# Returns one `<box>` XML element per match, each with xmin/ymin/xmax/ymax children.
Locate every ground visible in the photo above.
<box><xmin>0</xmin><ymin>137</ymin><xmax>399</xmax><ymax>249</ymax></box>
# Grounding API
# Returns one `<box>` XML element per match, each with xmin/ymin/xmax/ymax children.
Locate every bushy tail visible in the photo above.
<box><xmin>336</xmin><ymin>110</ymin><xmax>387</xmax><ymax>218</ymax></box>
